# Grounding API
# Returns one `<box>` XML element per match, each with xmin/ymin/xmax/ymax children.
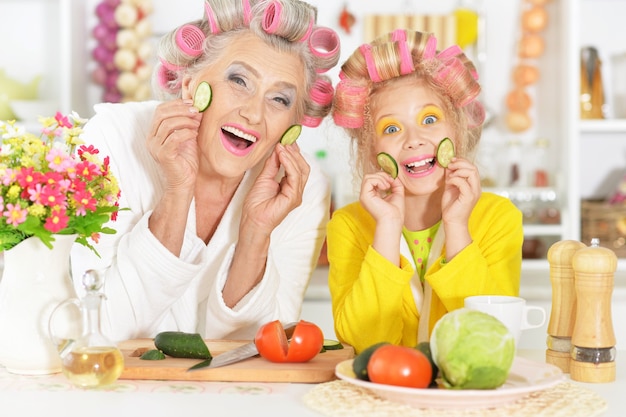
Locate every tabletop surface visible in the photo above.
<box><xmin>0</xmin><ymin>350</ymin><xmax>621</xmax><ymax>417</ymax></box>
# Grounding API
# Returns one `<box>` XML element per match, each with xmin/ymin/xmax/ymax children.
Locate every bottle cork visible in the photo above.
<box><xmin>546</xmin><ymin>240</ymin><xmax>586</xmax><ymax>372</ymax></box>
<box><xmin>570</xmin><ymin>238</ymin><xmax>617</xmax><ymax>383</ymax></box>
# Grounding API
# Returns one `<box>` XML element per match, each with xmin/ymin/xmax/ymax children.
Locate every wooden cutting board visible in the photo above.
<box><xmin>118</xmin><ymin>338</ymin><xmax>354</xmax><ymax>383</ymax></box>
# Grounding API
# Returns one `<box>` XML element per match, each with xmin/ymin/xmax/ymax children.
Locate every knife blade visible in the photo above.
<box><xmin>187</xmin><ymin>321</ymin><xmax>298</xmax><ymax>371</ymax></box>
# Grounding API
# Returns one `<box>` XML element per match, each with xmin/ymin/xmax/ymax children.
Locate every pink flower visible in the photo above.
<box><xmin>55</xmin><ymin>112</ymin><xmax>72</xmax><ymax>128</ymax></box>
<box><xmin>3</xmin><ymin>203</ymin><xmax>27</xmax><ymax>226</ymax></box>
<box><xmin>2</xmin><ymin>168</ymin><xmax>16</xmax><ymax>186</ymax></box>
<box><xmin>75</xmin><ymin>160</ymin><xmax>101</xmax><ymax>181</ymax></box>
<box><xmin>43</xmin><ymin>171</ymin><xmax>64</xmax><ymax>185</ymax></box>
<box><xmin>78</xmin><ymin>144</ymin><xmax>99</xmax><ymax>158</ymax></box>
<box><xmin>46</xmin><ymin>148</ymin><xmax>73</xmax><ymax>172</ymax></box>
<box><xmin>40</xmin><ymin>184</ymin><xmax>67</xmax><ymax>208</ymax></box>
<box><xmin>27</xmin><ymin>183</ymin><xmax>44</xmax><ymax>204</ymax></box>
<box><xmin>44</xmin><ymin>207</ymin><xmax>69</xmax><ymax>233</ymax></box>
<box><xmin>73</xmin><ymin>189</ymin><xmax>97</xmax><ymax>215</ymax></box>
<box><xmin>16</xmin><ymin>167</ymin><xmax>42</xmax><ymax>188</ymax></box>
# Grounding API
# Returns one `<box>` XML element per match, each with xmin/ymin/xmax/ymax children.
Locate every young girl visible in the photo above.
<box><xmin>328</xmin><ymin>29</ymin><xmax>523</xmax><ymax>353</ymax></box>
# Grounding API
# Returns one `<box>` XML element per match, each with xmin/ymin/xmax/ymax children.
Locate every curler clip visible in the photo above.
<box><xmin>175</xmin><ymin>25</ymin><xmax>205</xmax><ymax>58</ymax></box>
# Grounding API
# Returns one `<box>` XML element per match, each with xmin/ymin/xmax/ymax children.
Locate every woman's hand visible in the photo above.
<box><xmin>146</xmin><ymin>99</ymin><xmax>202</xmax><ymax>257</ymax></box>
<box><xmin>441</xmin><ymin>157</ymin><xmax>481</xmax><ymax>259</ymax></box>
<box><xmin>146</xmin><ymin>99</ymin><xmax>202</xmax><ymax>193</ymax></box>
<box><xmin>240</xmin><ymin>142</ymin><xmax>310</xmax><ymax>236</ymax></box>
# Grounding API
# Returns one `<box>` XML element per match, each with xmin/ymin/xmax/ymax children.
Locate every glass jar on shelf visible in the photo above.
<box><xmin>532</xmin><ymin>138</ymin><xmax>551</xmax><ymax>187</ymax></box>
<box><xmin>506</xmin><ymin>138</ymin><xmax>523</xmax><ymax>187</ymax></box>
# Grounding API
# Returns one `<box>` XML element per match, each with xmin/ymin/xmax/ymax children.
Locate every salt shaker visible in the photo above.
<box><xmin>570</xmin><ymin>238</ymin><xmax>617</xmax><ymax>382</ymax></box>
<box><xmin>546</xmin><ymin>240</ymin><xmax>586</xmax><ymax>372</ymax></box>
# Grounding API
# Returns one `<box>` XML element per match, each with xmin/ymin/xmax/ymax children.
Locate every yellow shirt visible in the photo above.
<box><xmin>327</xmin><ymin>192</ymin><xmax>523</xmax><ymax>354</ymax></box>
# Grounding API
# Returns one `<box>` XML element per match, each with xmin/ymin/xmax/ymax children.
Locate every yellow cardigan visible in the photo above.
<box><xmin>327</xmin><ymin>192</ymin><xmax>523</xmax><ymax>354</ymax></box>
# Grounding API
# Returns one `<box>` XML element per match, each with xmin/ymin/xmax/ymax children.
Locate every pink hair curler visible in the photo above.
<box><xmin>423</xmin><ymin>35</ymin><xmax>438</xmax><ymax>60</ymax></box>
<box><xmin>175</xmin><ymin>25</ymin><xmax>205</xmax><ymax>57</ymax></box>
<box><xmin>308</xmin><ymin>27</ymin><xmax>340</xmax><ymax>59</ymax></box>
<box><xmin>436</xmin><ymin>44</ymin><xmax>463</xmax><ymax>62</ymax></box>
<box><xmin>242</xmin><ymin>0</ymin><xmax>252</xmax><ymax>25</ymax></box>
<box><xmin>262</xmin><ymin>0</ymin><xmax>283</xmax><ymax>34</ymax></box>
<box><xmin>298</xmin><ymin>16</ymin><xmax>315</xmax><ymax>42</ymax></box>
<box><xmin>301</xmin><ymin>115</ymin><xmax>322</xmax><ymax>128</ymax></box>
<box><xmin>159</xmin><ymin>57</ymin><xmax>184</xmax><ymax>72</ymax></box>
<box><xmin>360</xmin><ymin>44</ymin><xmax>382</xmax><ymax>83</ymax></box>
<box><xmin>204</xmin><ymin>2</ymin><xmax>221</xmax><ymax>34</ymax></box>
<box><xmin>333</xmin><ymin>79</ymin><xmax>368</xmax><ymax>128</ymax></box>
<box><xmin>309</xmin><ymin>79</ymin><xmax>334</xmax><ymax>106</ymax></box>
<box><xmin>392</xmin><ymin>30</ymin><xmax>414</xmax><ymax>76</ymax></box>
<box><xmin>156</xmin><ymin>66</ymin><xmax>182</xmax><ymax>93</ymax></box>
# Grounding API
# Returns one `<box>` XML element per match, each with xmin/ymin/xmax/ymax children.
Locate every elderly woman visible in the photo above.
<box><xmin>328</xmin><ymin>29</ymin><xmax>523</xmax><ymax>353</ymax></box>
<box><xmin>72</xmin><ymin>0</ymin><xmax>341</xmax><ymax>341</ymax></box>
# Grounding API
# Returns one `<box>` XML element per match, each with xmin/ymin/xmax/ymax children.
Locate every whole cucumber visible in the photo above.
<box><xmin>154</xmin><ymin>331</ymin><xmax>212</xmax><ymax>360</ymax></box>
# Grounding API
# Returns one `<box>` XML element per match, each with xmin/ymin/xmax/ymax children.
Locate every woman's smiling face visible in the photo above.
<box><xmin>370</xmin><ymin>77</ymin><xmax>456</xmax><ymax>196</ymax></box>
<box><xmin>183</xmin><ymin>32</ymin><xmax>306</xmax><ymax>179</ymax></box>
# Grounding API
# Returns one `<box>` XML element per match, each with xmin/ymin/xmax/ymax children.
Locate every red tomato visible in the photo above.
<box><xmin>254</xmin><ymin>320</ymin><xmax>324</xmax><ymax>363</ymax></box>
<box><xmin>367</xmin><ymin>344</ymin><xmax>432</xmax><ymax>388</ymax></box>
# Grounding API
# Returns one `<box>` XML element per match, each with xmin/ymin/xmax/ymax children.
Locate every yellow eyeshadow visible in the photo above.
<box><xmin>375</xmin><ymin>117</ymin><xmax>401</xmax><ymax>136</ymax></box>
<box><xmin>416</xmin><ymin>105</ymin><xmax>445</xmax><ymax>123</ymax></box>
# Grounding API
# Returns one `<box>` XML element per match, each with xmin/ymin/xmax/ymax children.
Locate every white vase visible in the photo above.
<box><xmin>0</xmin><ymin>234</ymin><xmax>77</xmax><ymax>374</ymax></box>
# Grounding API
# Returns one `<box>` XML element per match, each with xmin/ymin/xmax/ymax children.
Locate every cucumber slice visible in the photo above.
<box><xmin>436</xmin><ymin>137</ymin><xmax>455</xmax><ymax>168</ymax></box>
<box><xmin>193</xmin><ymin>81</ymin><xmax>212</xmax><ymax>112</ymax></box>
<box><xmin>376</xmin><ymin>152</ymin><xmax>398</xmax><ymax>178</ymax></box>
<box><xmin>323</xmin><ymin>339</ymin><xmax>344</xmax><ymax>350</ymax></box>
<box><xmin>154</xmin><ymin>331</ymin><xmax>212</xmax><ymax>359</ymax></box>
<box><xmin>140</xmin><ymin>349</ymin><xmax>166</xmax><ymax>360</ymax></box>
<box><xmin>280</xmin><ymin>124</ymin><xmax>302</xmax><ymax>145</ymax></box>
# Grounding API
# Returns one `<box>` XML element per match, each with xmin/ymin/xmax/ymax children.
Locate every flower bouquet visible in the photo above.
<box><xmin>0</xmin><ymin>112</ymin><xmax>120</xmax><ymax>254</ymax></box>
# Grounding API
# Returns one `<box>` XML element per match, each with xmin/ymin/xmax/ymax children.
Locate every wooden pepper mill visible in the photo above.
<box><xmin>546</xmin><ymin>240</ymin><xmax>586</xmax><ymax>372</ymax></box>
<box><xmin>570</xmin><ymin>238</ymin><xmax>617</xmax><ymax>382</ymax></box>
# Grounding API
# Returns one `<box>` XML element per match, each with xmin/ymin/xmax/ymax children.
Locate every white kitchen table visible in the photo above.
<box><xmin>0</xmin><ymin>350</ymin><xmax>622</xmax><ymax>417</ymax></box>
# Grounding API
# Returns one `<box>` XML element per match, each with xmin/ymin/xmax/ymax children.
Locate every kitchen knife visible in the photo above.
<box><xmin>187</xmin><ymin>321</ymin><xmax>298</xmax><ymax>371</ymax></box>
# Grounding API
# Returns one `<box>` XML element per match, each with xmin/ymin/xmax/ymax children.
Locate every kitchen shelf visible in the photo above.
<box><xmin>580</xmin><ymin>119</ymin><xmax>626</xmax><ymax>133</ymax></box>
<box><xmin>523</xmin><ymin>225</ymin><xmax>563</xmax><ymax>237</ymax></box>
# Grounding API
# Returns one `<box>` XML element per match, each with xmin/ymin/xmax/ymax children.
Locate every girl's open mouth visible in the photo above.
<box><xmin>404</xmin><ymin>157</ymin><xmax>436</xmax><ymax>175</ymax></box>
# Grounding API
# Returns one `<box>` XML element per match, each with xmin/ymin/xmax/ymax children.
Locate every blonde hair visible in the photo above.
<box><xmin>154</xmin><ymin>0</ymin><xmax>340</xmax><ymax>127</ymax></box>
<box><xmin>333</xmin><ymin>29</ymin><xmax>485</xmax><ymax>177</ymax></box>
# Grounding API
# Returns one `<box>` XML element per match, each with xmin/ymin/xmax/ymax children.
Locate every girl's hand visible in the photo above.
<box><xmin>146</xmin><ymin>99</ymin><xmax>202</xmax><ymax>193</ymax></box>
<box><xmin>360</xmin><ymin>172</ymin><xmax>405</xmax><ymax>228</ymax></box>
<box><xmin>441</xmin><ymin>157</ymin><xmax>481</xmax><ymax>229</ymax></box>
<box><xmin>361</xmin><ymin>172</ymin><xmax>405</xmax><ymax>265</ymax></box>
<box><xmin>241</xmin><ymin>142</ymin><xmax>310</xmax><ymax>236</ymax></box>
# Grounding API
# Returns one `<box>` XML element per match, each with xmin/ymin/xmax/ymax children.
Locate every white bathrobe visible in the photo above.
<box><xmin>71</xmin><ymin>101</ymin><xmax>330</xmax><ymax>342</ymax></box>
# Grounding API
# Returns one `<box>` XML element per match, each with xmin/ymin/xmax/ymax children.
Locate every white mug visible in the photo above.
<box><xmin>464</xmin><ymin>295</ymin><xmax>546</xmax><ymax>347</ymax></box>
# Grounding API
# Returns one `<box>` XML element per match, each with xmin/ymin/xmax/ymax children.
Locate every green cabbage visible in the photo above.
<box><xmin>430</xmin><ymin>308</ymin><xmax>515</xmax><ymax>389</ymax></box>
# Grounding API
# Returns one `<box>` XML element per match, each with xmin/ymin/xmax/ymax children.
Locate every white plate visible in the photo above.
<box><xmin>335</xmin><ymin>356</ymin><xmax>566</xmax><ymax>409</ymax></box>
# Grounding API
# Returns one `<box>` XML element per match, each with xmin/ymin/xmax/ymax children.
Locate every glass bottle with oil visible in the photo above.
<box><xmin>49</xmin><ymin>270</ymin><xmax>124</xmax><ymax>388</ymax></box>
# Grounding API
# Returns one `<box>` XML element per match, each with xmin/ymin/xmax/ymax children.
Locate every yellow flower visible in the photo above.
<box><xmin>7</xmin><ymin>184</ymin><xmax>21</xmax><ymax>199</ymax></box>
